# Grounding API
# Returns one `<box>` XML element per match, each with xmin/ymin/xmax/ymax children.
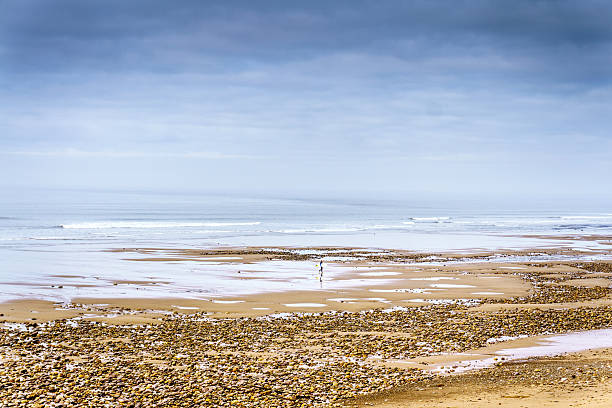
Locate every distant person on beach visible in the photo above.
<box><xmin>318</xmin><ymin>260</ymin><xmax>323</xmax><ymax>281</ymax></box>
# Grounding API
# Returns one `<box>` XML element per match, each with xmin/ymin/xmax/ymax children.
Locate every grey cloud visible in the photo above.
<box><xmin>0</xmin><ymin>1</ymin><xmax>611</xmax><ymax>196</ymax></box>
<box><xmin>2</xmin><ymin>1</ymin><xmax>612</xmax><ymax>83</ymax></box>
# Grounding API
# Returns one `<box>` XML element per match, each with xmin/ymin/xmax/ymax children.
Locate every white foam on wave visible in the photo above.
<box><xmin>560</xmin><ymin>215</ymin><xmax>612</xmax><ymax>220</ymax></box>
<box><xmin>410</xmin><ymin>217</ymin><xmax>451</xmax><ymax>222</ymax></box>
<box><xmin>60</xmin><ymin>221</ymin><xmax>261</xmax><ymax>229</ymax></box>
<box><xmin>372</xmin><ymin>224</ymin><xmax>414</xmax><ymax>229</ymax></box>
<box><xmin>284</xmin><ymin>223</ymin><xmax>418</xmax><ymax>232</ymax></box>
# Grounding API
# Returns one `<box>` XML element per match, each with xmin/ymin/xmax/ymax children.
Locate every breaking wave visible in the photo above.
<box><xmin>59</xmin><ymin>221</ymin><xmax>261</xmax><ymax>229</ymax></box>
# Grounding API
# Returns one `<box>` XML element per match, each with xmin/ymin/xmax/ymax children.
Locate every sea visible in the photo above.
<box><xmin>1</xmin><ymin>188</ymin><xmax>611</xmax><ymax>302</ymax></box>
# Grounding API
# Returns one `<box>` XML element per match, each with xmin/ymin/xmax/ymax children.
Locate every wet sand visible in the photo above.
<box><xmin>0</xmin><ymin>245</ymin><xmax>588</xmax><ymax>321</ymax></box>
<box><xmin>1</xmin><ymin>245</ymin><xmax>611</xmax><ymax>407</ymax></box>
<box><xmin>0</xmin><ymin>267</ymin><xmax>531</xmax><ymax>322</ymax></box>
<box><xmin>355</xmin><ymin>348</ymin><xmax>612</xmax><ymax>408</ymax></box>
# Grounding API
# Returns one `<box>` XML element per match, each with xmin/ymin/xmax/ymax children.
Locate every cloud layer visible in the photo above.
<box><xmin>1</xmin><ymin>1</ymin><xmax>611</xmax><ymax>197</ymax></box>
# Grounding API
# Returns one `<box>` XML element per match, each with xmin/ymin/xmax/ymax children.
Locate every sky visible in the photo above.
<box><xmin>1</xmin><ymin>0</ymin><xmax>611</xmax><ymax>199</ymax></box>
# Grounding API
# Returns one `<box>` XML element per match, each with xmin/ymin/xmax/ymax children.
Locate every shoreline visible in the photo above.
<box><xmin>1</xmin><ymin>245</ymin><xmax>611</xmax><ymax>407</ymax></box>
<box><xmin>1</xmin><ymin>244</ymin><xmax>610</xmax><ymax>323</ymax></box>
<box><xmin>3</xmin><ymin>243</ymin><xmax>611</xmax><ymax>321</ymax></box>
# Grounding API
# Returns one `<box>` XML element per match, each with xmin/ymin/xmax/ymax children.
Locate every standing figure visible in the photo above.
<box><xmin>318</xmin><ymin>260</ymin><xmax>324</xmax><ymax>281</ymax></box>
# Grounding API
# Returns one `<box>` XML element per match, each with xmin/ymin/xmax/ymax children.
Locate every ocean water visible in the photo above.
<box><xmin>0</xmin><ymin>188</ymin><xmax>611</xmax><ymax>302</ymax></box>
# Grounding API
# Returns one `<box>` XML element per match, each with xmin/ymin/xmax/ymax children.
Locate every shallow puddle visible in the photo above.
<box><xmin>430</xmin><ymin>283</ymin><xmax>475</xmax><ymax>288</ymax></box>
<box><xmin>434</xmin><ymin>328</ymin><xmax>612</xmax><ymax>374</ymax></box>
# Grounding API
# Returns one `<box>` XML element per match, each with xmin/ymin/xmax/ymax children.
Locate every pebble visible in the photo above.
<box><xmin>0</xmin><ymin>259</ymin><xmax>610</xmax><ymax>407</ymax></box>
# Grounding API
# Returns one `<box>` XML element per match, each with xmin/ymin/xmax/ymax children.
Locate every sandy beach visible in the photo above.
<box><xmin>4</xmin><ymin>0</ymin><xmax>612</xmax><ymax>405</ymax></box>
<box><xmin>1</xmin><ymin>244</ymin><xmax>611</xmax><ymax>407</ymax></box>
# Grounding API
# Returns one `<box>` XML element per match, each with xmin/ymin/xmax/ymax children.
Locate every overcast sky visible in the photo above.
<box><xmin>1</xmin><ymin>0</ymin><xmax>611</xmax><ymax>198</ymax></box>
